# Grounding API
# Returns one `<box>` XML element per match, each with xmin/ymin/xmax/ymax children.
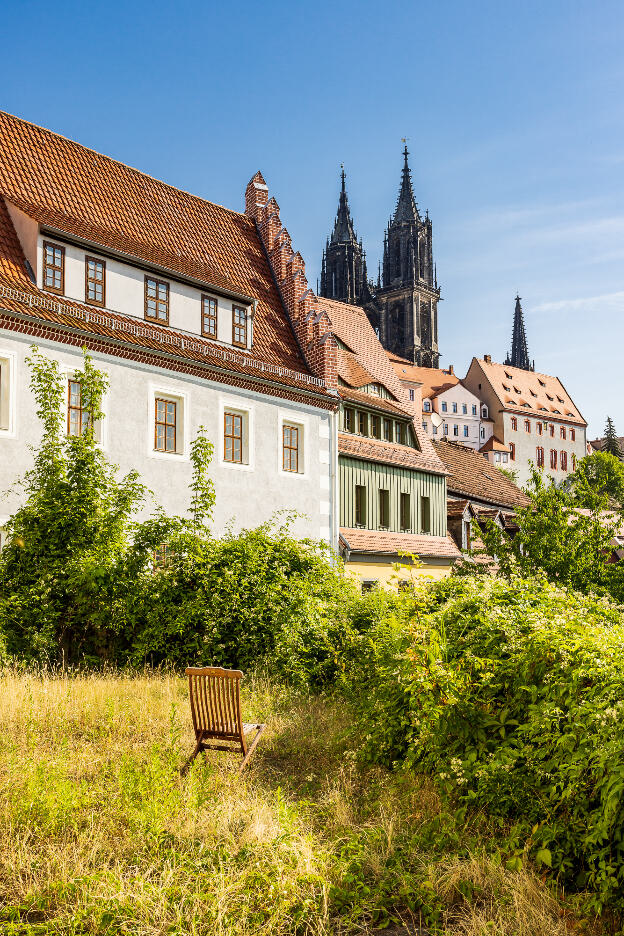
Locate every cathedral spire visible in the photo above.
<box><xmin>392</xmin><ymin>144</ymin><xmax>419</xmax><ymax>224</ymax></box>
<box><xmin>330</xmin><ymin>165</ymin><xmax>357</xmax><ymax>244</ymax></box>
<box><xmin>505</xmin><ymin>295</ymin><xmax>534</xmax><ymax>371</ymax></box>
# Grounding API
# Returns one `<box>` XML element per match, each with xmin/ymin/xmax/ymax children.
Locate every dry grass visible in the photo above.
<box><xmin>0</xmin><ymin>669</ymin><xmax>603</xmax><ymax>935</ymax></box>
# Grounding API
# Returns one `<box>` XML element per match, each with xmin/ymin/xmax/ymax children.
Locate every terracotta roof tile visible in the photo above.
<box><xmin>339</xmin><ymin>432</ymin><xmax>446</xmax><ymax>474</ymax></box>
<box><xmin>388</xmin><ymin>355</ymin><xmax>459</xmax><ymax>399</ymax></box>
<box><xmin>337</xmin><ymin>348</ymin><xmax>375</xmax><ymax>388</ymax></box>
<box><xmin>479</xmin><ymin>436</ymin><xmax>510</xmax><ymax>453</ymax></box>
<box><xmin>0</xmin><ymin>110</ymin><xmax>309</xmax><ymax>377</ymax></box>
<box><xmin>340</xmin><ymin>527</ymin><xmax>461</xmax><ymax>559</ymax></box>
<box><xmin>433</xmin><ymin>439</ymin><xmax>531</xmax><ymax>508</ymax></box>
<box><xmin>473</xmin><ymin>357</ymin><xmax>586</xmax><ymax>426</ymax></box>
<box><xmin>339</xmin><ymin>387</ymin><xmax>413</xmax><ymax>417</ymax></box>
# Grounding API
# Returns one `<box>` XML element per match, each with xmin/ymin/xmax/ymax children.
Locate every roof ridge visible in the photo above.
<box><xmin>0</xmin><ymin>110</ymin><xmax>251</xmax><ymax>224</ymax></box>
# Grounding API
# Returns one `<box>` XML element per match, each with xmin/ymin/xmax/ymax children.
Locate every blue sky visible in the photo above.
<box><xmin>2</xmin><ymin>0</ymin><xmax>623</xmax><ymax>438</ymax></box>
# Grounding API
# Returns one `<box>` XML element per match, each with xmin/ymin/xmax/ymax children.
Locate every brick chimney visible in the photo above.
<box><xmin>245</xmin><ymin>172</ymin><xmax>337</xmax><ymax>391</ymax></box>
<box><xmin>448</xmin><ymin>364</ymin><xmax>454</xmax><ymax>375</ymax></box>
<box><xmin>484</xmin><ymin>354</ymin><xmax>492</xmax><ymax>364</ymax></box>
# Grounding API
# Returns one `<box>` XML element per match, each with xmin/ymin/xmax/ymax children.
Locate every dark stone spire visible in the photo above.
<box><xmin>505</xmin><ymin>295</ymin><xmax>534</xmax><ymax>371</ymax></box>
<box><xmin>392</xmin><ymin>144</ymin><xmax>419</xmax><ymax>223</ymax></box>
<box><xmin>319</xmin><ymin>167</ymin><xmax>368</xmax><ymax>305</ymax></box>
<box><xmin>330</xmin><ymin>166</ymin><xmax>357</xmax><ymax>243</ymax></box>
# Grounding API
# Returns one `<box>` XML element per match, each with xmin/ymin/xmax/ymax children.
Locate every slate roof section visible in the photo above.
<box><xmin>433</xmin><ymin>439</ymin><xmax>531</xmax><ymax>508</ymax></box>
<box><xmin>0</xmin><ymin>110</ymin><xmax>310</xmax><ymax>377</ymax></box>
<box><xmin>339</xmin><ymin>432</ymin><xmax>446</xmax><ymax>474</ymax></box>
<box><xmin>340</xmin><ymin>527</ymin><xmax>461</xmax><ymax>560</ymax></box>
<box><xmin>471</xmin><ymin>357</ymin><xmax>586</xmax><ymax>426</ymax></box>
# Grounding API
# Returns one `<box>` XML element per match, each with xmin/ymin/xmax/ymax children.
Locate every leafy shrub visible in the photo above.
<box><xmin>347</xmin><ymin>575</ymin><xmax>624</xmax><ymax>915</ymax></box>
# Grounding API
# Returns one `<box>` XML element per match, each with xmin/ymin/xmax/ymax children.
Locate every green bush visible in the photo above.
<box><xmin>347</xmin><ymin>575</ymin><xmax>624</xmax><ymax>915</ymax></box>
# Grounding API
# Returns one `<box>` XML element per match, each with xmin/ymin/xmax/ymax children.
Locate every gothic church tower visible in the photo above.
<box><xmin>504</xmin><ymin>295</ymin><xmax>534</xmax><ymax>371</ymax></box>
<box><xmin>371</xmin><ymin>146</ymin><xmax>440</xmax><ymax>367</ymax></box>
<box><xmin>319</xmin><ymin>168</ymin><xmax>369</xmax><ymax>305</ymax></box>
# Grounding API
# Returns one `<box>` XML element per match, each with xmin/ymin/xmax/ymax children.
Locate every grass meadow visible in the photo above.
<box><xmin>0</xmin><ymin>670</ymin><xmax>599</xmax><ymax>935</ymax></box>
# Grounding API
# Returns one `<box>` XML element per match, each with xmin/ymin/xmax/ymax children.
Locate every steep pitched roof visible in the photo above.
<box><xmin>479</xmin><ymin>436</ymin><xmax>510</xmax><ymax>453</ymax></box>
<box><xmin>340</xmin><ymin>527</ymin><xmax>461</xmax><ymax>560</ymax></box>
<box><xmin>469</xmin><ymin>357</ymin><xmax>586</xmax><ymax>426</ymax></box>
<box><xmin>339</xmin><ymin>433</ymin><xmax>445</xmax><ymax>474</ymax></box>
<box><xmin>387</xmin><ymin>353</ymin><xmax>459</xmax><ymax>398</ymax></box>
<box><xmin>337</xmin><ymin>348</ymin><xmax>375</xmax><ymax>388</ymax></box>
<box><xmin>0</xmin><ymin>110</ymin><xmax>309</xmax><ymax>377</ymax></box>
<box><xmin>433</xmin><ymin>439</ymin><xmax>531</xmax><ymax>509</ymax></box>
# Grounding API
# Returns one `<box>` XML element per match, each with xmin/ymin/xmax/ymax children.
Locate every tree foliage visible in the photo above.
<box><xmin>566</xmin><ymin>450</ymin><xmax>624</xmax><ymax>508</ymax></box>
<box><xmin>603</xmin><ymin>415</ymin><xmax>622</xmax><ymax>458</ymax></box>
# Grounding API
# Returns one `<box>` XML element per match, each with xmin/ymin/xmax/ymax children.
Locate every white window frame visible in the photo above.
<box><xmin>219</xmin><ymin>394</ymin><xmax>254</xmax><ymax>471</ymax></box>
<box><xmin>148</xmin><ymin>383</ymin><xmax>189</xmax><ymax>460</ymax></box>
<box><xmin>0</xmin><ymin>348</ymin><xmax>17</xmax><ymax>438</ymax></box>
<box><xmin>278</xmin><ymin>410</ymin><xmax>308</xmax><ymax>478</ymax></box>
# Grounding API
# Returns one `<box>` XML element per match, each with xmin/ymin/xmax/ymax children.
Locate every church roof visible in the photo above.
<box><xmin>505</xmin><ymin>295</ymin><xmax>532</xmax><ymax>371</ymax></box>
<box><xmin>468</xmin><ymin>357</ymin><xmax>586</xmax><ymax>426</ymax></box>
<box><xmin>392</xmin><ymin>145</ymin><xmax>420</xmax><ymax>224</ymax></box>
<box><xmin>0</xmin><ymin>110</ymin><xmax>317</xmax><ymax>389</ymax></box>
<box><xmin>329</xmin><ymin>168</ymin><xmax>358</xmax><ymax>244</ymax></box>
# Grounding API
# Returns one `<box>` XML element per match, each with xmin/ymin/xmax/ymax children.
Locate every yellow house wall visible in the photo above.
<box><xmin>344</xmin><ymin>556</ymin><xmax>454</xmax><ymax>589</ymax></box>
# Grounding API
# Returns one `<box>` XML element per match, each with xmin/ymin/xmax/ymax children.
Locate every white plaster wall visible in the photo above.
<box><xmin>504</xmin><ymin>412</ymin><xmax>587</xmax><ymax>487</ymax></box>
<box><xmin>36</xmin><ymin>236</ymin><xmax>250</xmax><ymax>348</ymax></box>
<box><xmin>421</xmin><ymin>384</ymin><xmax>490</xmax><ymax>450</ymax></box>
<box><xmin>0</xmin><ymin>331</ymin><xmax>334</xmax><ymax>544</ymax></box>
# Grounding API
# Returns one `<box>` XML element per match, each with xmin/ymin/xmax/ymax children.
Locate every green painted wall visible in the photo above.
<box><xmin>339</xmin><ymin>456</ymin><xmax>447</xmax><ymax>536</ymax></box>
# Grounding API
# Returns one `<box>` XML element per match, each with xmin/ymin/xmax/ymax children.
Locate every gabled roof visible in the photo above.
<box><xmin>479</xmin><ymin>436</ymin><xmax>510</xmax><ymax>453</ymax></box>
<box><xmin>337</xmin><ymin>348</ymin><xmax>375</xmax><ymax>388</ymax></box>
<box><xmin>340</xmin><ymin>527</ymin><xmax>461</xmax><ymax>560</ymax></box>
<box><xmin>468</xmin><ymin>356</ymin><xmax>586</xmax><ymax>426</ymax></box>
<box><xmin>339</xmin><ymin>433</ymin><xmax>445</xmax><ymax>475</ymax></box>
<box><xmin>0</xmin><ymin>110</ymin><xmax>311</xmax><ymax>380</ymax></box>
<box><xmin>433</xmin><ymin>439</ymin><xmax>531</xmax><ymax>509</ymax></box>
<box><xmin>339</xmin><ymin>389</ymin><xmax>414</xmax><ymax>418</ymax></box>
<box><xmin>387</xmin><ymin>354</ymin><xmax>459</xmax><ymax>399</ymax></box>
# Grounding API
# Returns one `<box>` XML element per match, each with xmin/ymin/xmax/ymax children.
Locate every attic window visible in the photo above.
<box><xmin>557</xmin><ymin>395</ymin><xmax>564</xmax><ymax>403</ymax></box>
<box><xmin>546</xmin><ymin>394</ymin><xmax>554</xmax><ymax>401</ymax></box>
<box><xmin>369</xmin><ymin>384</ymin><xmax>380</xmax><ymax>395</ymax></box>
<box><xmin>538</xmin><ymin>379</ymin><xmax>546</xmax><ymax>387</ymax></box>
<box><xmin>504</xmin><ymin>372</ymin><xmax>513</xmax><ymax>380</ymax></box>
<box><xmin>503</xmin><ymin>384</ymin><xmax>511</xmax><ymax>391</ymax></box>
<box><xmin>552</xmin><ymin>409</ymin><xmax>561</xmax><ymax>414</ymax></box>
<box><xmin>530</xmin><ymin>390</ymin><xmax>537</xmax><ymax>397</ymax></box>
<box><xmin>513</xmin><ymin>386</ymin><xmax>520</xmax><ymax>393</ymax></box>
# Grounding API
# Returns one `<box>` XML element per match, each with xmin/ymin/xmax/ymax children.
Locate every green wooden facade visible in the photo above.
<box><xmin>339</xmin><ymin>456</ymin><xmax>447</xmax><ymax>536</ymax></box>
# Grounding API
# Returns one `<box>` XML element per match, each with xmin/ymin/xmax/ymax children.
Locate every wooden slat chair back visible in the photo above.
<box><xmin>182</xmin><ymin>667</ymin><xmax>265</xmax><ymax>774</ymax></box>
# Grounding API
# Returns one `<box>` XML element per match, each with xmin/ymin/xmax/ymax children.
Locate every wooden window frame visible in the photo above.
<box><xmin>550</xmin><ymin>449</ymin><xmax>558</xmax><ymax>470</ymax></box>
<box><xmin>511</xmin><ymin>416</ymin><xmax>518</xmax><ymax>431</ymax></box>
<box><xmin>224</xmin><ymin>411</ymin><xmax>243</xmax><ymax>464</ymax></box>
<box><xmin>561</xmin><ymin>450</ymin><xmax>568</xmax><ymax>471</ymax></box>
<box><xmin>560</xmin><ymin>426</ymin><xmax>566</xmax><ymax>440</ymax></box>
<box><xmin>344</xmin><ymin>408</ymin><xmax>354</xmax><ymax>432</ymax></box>
<box><xmin>232</xmin><ymin>305</ymin><xmax>247</xmax><ymax>347</ymax></box>
<box><xmin>536</xmin><ymin>446</ymin><xmax>544</xmax><ymax>468</ymax></box>
<box><xmin>383</xmin><ymin>418</ymin><xmax>393</xmax><ymax>442</ymax></box>
<box><xmin>355</xmin><ymin>484</ymin><xmax>366</xmax><ymax>527</ymax></box>
<box><xmin>43</xmin><ymin>241</ymin><xmax>65</xmax><ymax>295</ymax></box>
<box><xmin>371</xmin><ymin>415</ymin><xmax>381</xmax><ymax>439</ymax></box>
<box><xmin>509</xmin><ymin>441</ymin><xmax>516</xmax><ymax>461</ymax></box>
<box><xmin>85</xmin><ymin>256</ymin><xmax>106</xmax><ymax>307</ymax></box>
<box><xmin>282</xmin><ymin>424</ymin><xmax>300</xmax><ymax>473</ymax></box>
<box><xmin>67</xmin><ymin>379</ymin><xmax>89</xmax><ymax>436</ymax></box>
<box><xmin>570</xmin><ymin>428</ymin><xmax>576</xmax><ymax>441</ymax></box>
<box><xmin>358</xmin><ymin>411</ymin><xmax>368</xmax><ymax>436</ymax></box>
<box><xmin>201</xmin><ymin>295</ymin><xmax>218</xmax><ymax>339</ymax></box>
<box><xmin>524</xmin><ymin>419</ymin><xmax>531</xmax><ymax>433</ymax></box>
<box><xmin>379</xmin><ymin>489</ymin><xmax>390</xmax><ymax>530</ymax></box>
<box><xmin>420</xmin><ymin>495</ymin><xmax>431</xmax><ymax>534</ymax></box>
<box><xmin>400</xmin><ymin>492</ymin><xmax>411</xmax><ymax>532</ymax></box>
<box><xmin>549</xmin><ymin>424</ymin><xmax>555</xmax><ymax>437</ymax></box>
<box><xmin>144</xmin><ymin>276</ymin><xmax>170</xmax><ymax>325</ymax></box>
<box><xmin>154</xmin><ymin>398</ymin><xmax>177</xmax><ymax>453</ymax></box>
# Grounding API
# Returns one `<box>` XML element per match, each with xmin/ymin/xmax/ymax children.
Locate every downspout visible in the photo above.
<box><xmin>329</xmin><ymin>407</ymin><xmax>339</xmax><ymax>551</ymax></box>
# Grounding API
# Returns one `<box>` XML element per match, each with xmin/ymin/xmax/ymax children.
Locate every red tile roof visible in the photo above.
<box><xmin>337</xmin><ymin>348</ymin><xmax>376</xmax><ymax>388</ymax></box>
<box><xmin>339</xmin><ymin>387</ymin><xmax>413</xmax><ymax>417</ymax></box>
<box><xmin>433</xmin><ymin>439</ymin><xmax>531</xmax><ymax>509</ymax></box>
<box><xmin>479</xmin><ymin>436</ymin><xmax>510</xmax><ymax>453</ymax></box>
<box><xmin>339</xmin><ymin>432</ymin><xmax>446</xmax><ymax>474</ymax></box>
<box><xmin>340</xmin><ymin>527</ymin><xmax>461</xmax><ymax>560</ymax></box>
<box><xmin>0</xmin><ymin>110</ymin><xmax>314</xmax><ymax>382</ymax></box>
<box><xmin>388</xmin><ymin>355</ymin><xmax>459</xmax><ymax>398</ymax></box>
<box><xmin>470</xmin><ymin>357</ymin><xmax>586</xmax><ymax>426</ymax></box>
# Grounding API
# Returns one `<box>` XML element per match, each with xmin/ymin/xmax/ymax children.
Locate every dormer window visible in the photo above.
<box><xmin>481</xmin><ymin>405</ymin><xmax>488</xmax><ymax>419</ymax></box>
<box><xmin>43</xmin><ymin>242</ymin><xmax>65</xmax><ymax>294</ymax></box>
<box><xmin>538</xmin><ymin>379</ymin><xmax>546</xmax><ymax>387</ymax></box>
<box><xmin>423</xmin><ymin>400</ymin><xmax>431</xmax><ymax>412</ymax></box>
<box><xmin>202</xmin><ymin>296</ymin><xmax>218</xmax><ymax>338</ymax></box>
<box><xmin>232</xmin><ymin>306</ymin><xmax>247</xmax><ymax>347</ymax></box>
<box><xmin>370</xmin><ymin>383</ymin><xmax>381</xmax><ymax>395</ymax></box>
<box><xmin>145</xmin><ymin>276</ymin><xmax>169</xmax><ymax>324</ymax></box>
<box><xmin>546</xmin><ymin>393</ymin><xmax>554</xmax><ymax>401</ymax></box>
<box><xmin>85</xmin><ymin>257</ymin><xmax>105</xmax><ymax>307</ymax></box>
<box><xmin>505</xmin><ymin>371</ymin><xmax>513</xmax><ymax>380</ymax></box>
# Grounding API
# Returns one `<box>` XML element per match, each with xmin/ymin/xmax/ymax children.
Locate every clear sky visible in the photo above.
<box><xmin>2</xmin><ymin>0</ymin><xmax>622</xmax><ymax>438</ymax></box>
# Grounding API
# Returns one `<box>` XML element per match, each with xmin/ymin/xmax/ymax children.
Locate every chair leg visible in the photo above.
<box><xmin>180</xmin><ymin>740</ymin><xmax>203</xmax><ymax>776</ymax></box>
<box><xmin>239</xmin><ymin>725</ymin><xmax>266</xmax><ymax>773</ymax></box>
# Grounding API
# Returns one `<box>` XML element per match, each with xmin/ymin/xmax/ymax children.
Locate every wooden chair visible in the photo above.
<box><xmin>181</xmin><ymin>666</ymin><xmax>265</xmax><ymax>775</ymax></box>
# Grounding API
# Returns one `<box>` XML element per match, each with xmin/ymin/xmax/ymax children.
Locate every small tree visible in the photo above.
<box><xmin>603</xmin><ymin>416</ymin><xmax>622</xmax><ymax>458</ymax></box>
<box><xmin>566</xmin><ymin>451</ymin><xmax>624</xmax><ymax>508</ymax></box>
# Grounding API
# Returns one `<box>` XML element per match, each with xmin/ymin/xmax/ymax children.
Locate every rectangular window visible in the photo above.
<box><xmin>453</xmin><ymin>424</ymin><xmax>458</xmax><ymax>437</ymax></box>
<box><xmin>344</xmin><ymin>408</ymin><xmax>354</xmax><ymax>432</ymax></box>
<box><xmin>561</xmin><ymin>450</ymin><xmax>568</xmax><ymax>471</ymax></box>
<box><xmin>85</xmin><ymin>256</ymin><xmax>105</xmax><ymax>306</ymax></box>
<box><xmin>358</xmin><ymin>411</ymin><xmax>368</xmax><ymax>436</ymax></box>
<box><xmin>524</xmin><ymin>419</ymin><xmax>531</xmax><ymax>433</ymax></box>
<box><xmin>282</xmin><ymin>424</ymin><xmax>299</xmax><ymax>472</ymax></box>
<box><xmin>537</xmin><ymin>422</ymin><xmax>543</xmax><ymax>435</ymax></box>
<box><xmin>432</xmin><ymin>424</ymin><xmax>438</xmax><ymax>435</ymax></box>
<box><xmin>43</xmin><ymin>242</ymin><xmax>65</xmax><ymax>294</ymax></box>
<box><xmin>383</xmin><ymin>418</ymin><xmax>392</xmax><ymax>442</ymax></box>
<box><xmin>201</xmin><ymin>296</ymin><xmax>218</xmax><ymax>338</ymax></box>
<box><xmin>472</xmin><ymin>404</ymin><xmax>477</xmax><ymax>416</ymax></box>
<box><xmin>560</xmin><ymin>426</ymin><xmax>566</xmax><ymax>440</ymax></box>
<box><xmin>536</xmin><ymin>446</ymin><xmax>544</xmax><ymax>467</ymax></box>
<box><xmin>355</xmin><ymin>484</ymin><xmax>366</xmax><ymax>526</ymax></box>
<box><xmin>409</xmin><ymin>388</ymin><xmax>414</xmax><ymax>401</ymax></box>
<box><xmin>441</xmin><ymin>401</ymin><xmax>447</xmax><ymax>413</ymax></box>
<box><xmin>232</xmin><ymin>306</ymin><xmax>247</xmax><ymax>347</ymax></box>
<box><xmin>462</xmin><ymin>403</ymin><xmax>467</xmax><ymax>414</ymax></box>
<box><xmin>443</xmin><ymin>423</ymin><xmax>449</xmax><ymax>435</ymax></box>
<box><xmin>379</xmin><ymin>489</ymin><xmax>390</xmax><ymax>529</ymax></box>
<box><xmin>420</xmin><ymin>495</ymin><xmax>431</xmax><ymax>534</ymax></box>
<box><xmin>511</xmin><ymin>417</ymin><xmax>517</xmax><ymax>431</ymax></box>
<box><xmin>67</xmin><ymin>379</ymin><xmax>90</xmax><ymax>436</ymax></box>
<box><xmin>510</xmin><ymin>441</ymin><xmax>516</xmax><ymax>460</ymax></box>
<box><xmin>571</xmin><ymin>428</ymin><xmax>576</xmax><ymax>441</ymax></box>
<box><xmin>452</xmin><ymin>402</ymin><xmax>458</xmax><ymax>413</ymax></box>
<box><xmin>371</xmin><ymin>415</ymin><xmax>381</xmax><ymax>439</ymax></box>
<box><xmin>145</xmin><ymin>277</ymin><xmax>169</xmax><ymax>324</ymax></box>
<box><xmin>155</xmin><ymin>398</ymin><xmax>177</xmax><ymax>452</ymax></box>
<box><xmin>550</xmin><ymin>449</ymin><xmax>558</xmax><ymax>470</ymax></box>
<box><xmin>224</xmin><ymin>411</ymin><xmax>243</xmax><ymax>463</ymax></box>
<box><xmin>549</xmin><ymin>424</ymin><xmax>555</xmax><ymax>437</ymax></box>
<box><xmin>400</xmin><ymin>492</ymin><xmax>410</xmax><ymax>531</ymax></box>
<box><xmin>396</xmin><ymin>422</ymin><xmax>405</xmax><ymax>445</ymax></box>
<box><xmin>572</xmin><ymin>454</ymin><xmax>577</xmax><ymax>470</ymax></box>
<box><xmin>463</xmin><ymin>425</ymin><xmax>469</xmax><ymax>437</ymax></box>
<box><xmin>463</xmin><ymin>519</ymin><xmax>472</xmax><ymax>551</ymax></box>
<box><xmin>153</xmin><ymin>544</ymin><xmax>172</xmax><ymax>570</ymax></box>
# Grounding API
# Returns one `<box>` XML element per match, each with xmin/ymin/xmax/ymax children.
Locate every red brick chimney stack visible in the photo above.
<box><xmin>245</xmin><ymin>173</ymin><xmax>338</xmax><ymax>391</ymax></box>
